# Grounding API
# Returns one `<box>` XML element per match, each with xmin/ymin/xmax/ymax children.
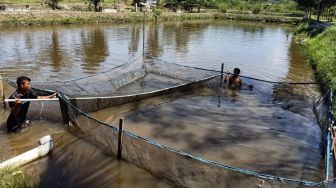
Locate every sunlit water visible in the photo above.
<box><xmin>0</xmin><ymin>20</ymin><xmax>323</xmax><ymax>186</ymax></box>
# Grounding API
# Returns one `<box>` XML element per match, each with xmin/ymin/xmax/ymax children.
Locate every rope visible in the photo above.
<box><xmin>3</xmin><ymin>59</ymin><xmax>319</xmax><ymax>86</ymax></box>
<box><xmin>166</xmin><ymin>61</ymin><xmax>319</xmax><ymax>85</ymax></box>
<box><xmin>38</xmin><ymin>101</ymin><xmax>44</xmax><ymax>118</ymax></box>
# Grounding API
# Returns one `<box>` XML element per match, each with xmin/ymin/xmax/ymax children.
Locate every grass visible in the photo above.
<box><xmin>0</xmin><ymin>0</ymin><xmax>116</xmax><ymax>5</ymax></box>
<box><xmin>0</xmin><ymin>11</ymin><xmax>302</xmax><ymax>26</ymax></box>
<box><xmin>295</xmin><ymin>20</ymin><xmax>336</xmax><ymax>114</ymax></box>
<box><xmin>304</xmin><ymin>26</ymin><xmax>336</xmax><ymax>91</ymax></box>
<box><xmin>0</xmin><ymin>168</ymin><xmax>34</xmax><ymax>188</ymax></box>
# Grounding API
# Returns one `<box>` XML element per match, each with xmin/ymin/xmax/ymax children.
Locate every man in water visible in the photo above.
<box><xmin>7</xmin><ymin>76</ymin><xmax>57</xmax><ymax>133</ymax></box>
<box><xmin>224</xmin><ymin>68</ymin><xmax>253</xmax><ymax>90</ymax></box>
<box><xmin>224</xmin><ymin>68</ymin><xmax>242</xmax><ymax>89</ymax></box>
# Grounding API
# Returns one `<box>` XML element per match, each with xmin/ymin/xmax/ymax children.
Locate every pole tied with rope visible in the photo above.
<box><xmin>0</xmin><ymin>75</ymin><xmax>7</xmax><ymax>109</ymax></box>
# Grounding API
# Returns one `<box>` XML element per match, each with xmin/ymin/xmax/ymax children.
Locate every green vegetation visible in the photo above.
<box><xmin>305</xmin><ymin>26</ymin><xmax>336</xmax><ymax>90</ymax></box>
<box><xmin>294</xmin><ymin>19</ymin><xmax>331</xmax><ymax>37</ymax></box>
<box><xmin>163</xmin><ymin>0</ymin><xmax>302</xmax><ymax>14</ymax></box>
<box><xmin>0</xmin><ymin>168</ymin><xmax>34</xmax><ymax>188</ymax></box>
<box><xmin>0</xmin><ymin>11</ymin><xmax>301</xmax><ymax>26</ymax></box>
<box><xmin>295</xmin><ymin>19</ymin><xmax>336</xmax><ymax>98</ymax></box>
<box><xmin>45</xmin><ymin>0</ymin><xmax>62</xmax><ymax>10</ymax></box>
<box><xmin>0</xmin><ymin>0</ymin><xmax>333</xmax><ymax>26</ymax></box>
<box><xmin>297</xmin><ymin>0</ymin><xmax>336</xmax><ymax>21</ymax></box>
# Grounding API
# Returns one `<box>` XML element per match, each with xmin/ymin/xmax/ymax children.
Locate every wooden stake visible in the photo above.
<box><xmin>220</xmin><ymin>63</ymin><xmax>224</xmax><ymax>85</ymax></box>
<box><xmin>0</xmin><ymin>76</ymin><xmax>6</xmax><ymax>109</ymax></box>
<box><xmin>117</xmin><ymin>118</ymin><xmax>124</xmax><ymax>160</ymax></box>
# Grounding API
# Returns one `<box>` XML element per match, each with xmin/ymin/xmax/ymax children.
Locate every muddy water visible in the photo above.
<box><xmin>0</xmin><ymin>20</ymin><xmax>323</xmax><ymax>186</ymax></box>
<box><xmin>0</xmin><ymin>101</ymin><xmax>171</xmax><ymax>187</ymax></box>
<box><xmin>89</xmin><ymin>75</ymin><xmax>324</xmax><ymax>182</ymax></box>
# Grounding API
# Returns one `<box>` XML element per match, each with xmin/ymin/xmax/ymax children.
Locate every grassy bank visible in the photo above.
<box><xmin>296</xmin><ymin>20</ymin><xmax>336</xmax><ymax>113</ymax></box>
<box><xmin>0</xmin><ymin>168</ymin><xmax>34</xmax><ymax>188</ymax></box>
<box><xmin>0</xmin><ymin>11</ymin><xmax>302</xmax><ymax>26</ymax></box>
<box><xmin>296</xmin><ymin>20</ymin><xmax>336</xmax><ymax>93</ymax></box>
<box><xmin>305</xmin><ymin>27</ymin><xmax>336</xmax><ymax>90</ymax></box>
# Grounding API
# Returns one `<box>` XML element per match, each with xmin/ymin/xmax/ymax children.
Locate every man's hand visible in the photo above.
<box><xmin>223</xmin><ymin>76</ymin><xmax>228</xmax><ymax>83</ymax></box>
<box><xmin>38</xmin><ymin>92</ymin><xmax>58</xmax><ymax>99</ymax></box>
<box><xmin>248</xmin><ymin>84</ymin><xmax>253</xmax><ymax>91</ymax></box>
<box><xmin>15</xmin><ymin>98</ymin><xmax>22</xmax><ymax>105</ymax></box>
<box><xmin>49</xmin><ymin>92</ymin><xmax>58</xmax><ymax>99</ymax></box>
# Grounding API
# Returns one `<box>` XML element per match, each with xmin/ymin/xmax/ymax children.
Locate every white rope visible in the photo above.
<box><xmin>38</xmin><ymin>101</ymin><xmax>44</xmax><ymax>118</ymax></box>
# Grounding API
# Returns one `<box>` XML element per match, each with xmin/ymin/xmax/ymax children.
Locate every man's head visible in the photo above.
<box><xmin>233</xmin><ymin>68</ymin><xmax>240</xmax><ymax>76</ymax></box>
<box><xmin>16</xmin><ymin>76</ymin><xmax>31</xmax><ymax>91</ymax></box>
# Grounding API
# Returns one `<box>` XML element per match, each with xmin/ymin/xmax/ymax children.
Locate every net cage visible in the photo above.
<box><xmin>1</xmin><ymin>56</ymin><xmax>334</xmax><ymax>188</ymax></box>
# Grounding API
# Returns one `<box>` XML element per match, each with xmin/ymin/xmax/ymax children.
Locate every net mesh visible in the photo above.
<box><xmin>60</xmin><ymin>88</ymin><xmax>329</xmax><ymax>187</ymax></box>
<box><xmin>30</xmin><ymin>56</ymin><xmax>219</xmax><ymax>98</ymax></box>
<box><xmin>2</xmin><ymin>57</ymin><xmax>332</xmax><ymax>187</ymax></box>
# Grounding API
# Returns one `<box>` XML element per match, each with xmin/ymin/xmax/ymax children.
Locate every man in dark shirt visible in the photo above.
<box><xmin>7</xmin><ymin>76</ymin><xmax>57</xmax><ymax>133</ymax></box>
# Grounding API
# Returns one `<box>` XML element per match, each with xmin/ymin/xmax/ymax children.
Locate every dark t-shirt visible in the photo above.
<box><xmin>7</xmin><ymin>89</ymin><xmax>38</xmax><ymax>132</ymax></box>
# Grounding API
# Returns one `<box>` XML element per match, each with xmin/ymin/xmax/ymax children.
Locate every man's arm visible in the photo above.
<box><xmin>37</xmin><ymin>92</ymin><xmax>57</xmax><ymax>99</ymax></box>
<box><xmin>223</xmin><ymin>76</ymin><xmax>228</xmax><ymax>83</ymax></box>
<box><xmin>238</xmin><ymin>79</ymin><xmax>242</xmax><ymax>88</ymax></box>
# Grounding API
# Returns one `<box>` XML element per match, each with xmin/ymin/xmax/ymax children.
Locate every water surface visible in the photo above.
<box><xmin>0</xmin><ymin>20</ymin><xmax>323</xmax><ymax>186</ymax></box>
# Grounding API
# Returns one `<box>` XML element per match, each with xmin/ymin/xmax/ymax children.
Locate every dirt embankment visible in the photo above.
<box><xmin>0</xmin><ymin>10</ymin><xmax>302</xmax><ymax>26</ymax></box>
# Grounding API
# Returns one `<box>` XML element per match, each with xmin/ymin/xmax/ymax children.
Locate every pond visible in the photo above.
<box><xmin>0</xmin><ymin>20</ymin><xmax>323</xmax><ymax>187</ymax></box>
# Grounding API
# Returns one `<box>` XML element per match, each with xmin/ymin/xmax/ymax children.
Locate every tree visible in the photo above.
<box><xmin>319</xmin><ymin>0</ymin><xmax>336</xmax><ymax>21</ymax></box>
<box><xmin>297</xmin><ymin>0</ymin><xmax>317</xmax><ymax>18</ymax></box>
<box><xmin>164</xmin><ymin>0</ymin><xmax>213</xmax><ymax>12</ymax></box>
<box><xmin>45</xmin><ymin>0</ymin><xmax>62</xmax><ymax>10</ymax></box>
<box><xmin>88</xmin><ymin>0</ymin><xmax>102</xmax><ymax>12</ymax></box>
<box><xmin>164</xmin><ymin>0</ymin><xmax>179</xmax><ymax>11</ymax></box>
<box><xmin>297</xmin><ymin>0</ymin><xmax>336</xmax><ymax>21</ymax></box>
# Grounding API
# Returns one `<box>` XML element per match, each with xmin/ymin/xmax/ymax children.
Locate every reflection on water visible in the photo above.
<box><xmin>50</xmin><ymin>31</ymin><xmax>64</xmax><ymax>72</ymax></box>
<box><xmin>1</xmin><ymin>20</ymin><xmax>297</xmax><ymax>83</ymax></box>
<box><xmin>81</xmin><ymin>28</ymin><xmax>108</xmax><ymax>73</ymax></box>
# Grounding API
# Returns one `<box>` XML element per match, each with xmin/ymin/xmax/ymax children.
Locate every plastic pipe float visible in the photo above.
<box><xmin>0</xmin><ymin>135</ymin><xmax>53</xmax><ymax>169</ymax></box>
<box><xmin>4</xmin><ymin>98</ymin><xmax>59</xmax><ymax>102</ymax></box>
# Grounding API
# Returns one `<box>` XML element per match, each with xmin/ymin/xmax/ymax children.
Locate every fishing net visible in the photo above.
<box><xmin>59</xmin><ymin>70</ymin><xmax>330</xmax><ymax>187</ymax></box>
<box><xmin>58</xmin><ymin>82</ymin><xmax>331</xmax><ymax>187</ymax></box>
<box><xmin>1</xmin><ymin>57</ymin><xmax>332</xmax><ymax>187</ymax></box>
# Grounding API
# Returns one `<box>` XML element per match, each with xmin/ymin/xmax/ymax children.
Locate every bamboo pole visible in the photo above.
<box><xmin>220</xmin><ymin>63</ymin><xmax>224</xmax><ymax>85</ymax></box>
<box><xmin>0</xmin><ymin>76</ymin><xmax>6</xmax><ymax>109</ymax></box>
<box><xmin>142</xmin><ymin>10</ymin><xmax>146</xmax><ymax>58</ymax></box>
<box><xmin>117</xmin><ymin>118</ymin><xmax>124</xmax><ymax>160</ymax></box>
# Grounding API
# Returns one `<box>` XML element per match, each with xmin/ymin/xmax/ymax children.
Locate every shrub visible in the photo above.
<box><xmin>218</xmin><ymin>3</ymin><xmax>228</xmax><ymax>13</ymax></box>
<box><xmin>153</xmin><ymin>8</ymin><xmax>162</xmax><ymax>20</ymax></box>
<box><xmin>0</xmin><ymin>168</ymin><xmax>34</xmax><ymax>188</ymax></box>
<box><xmin>252</xmin><ymin>4</ymin><xmax>262</xmax><ymax>14</ymax></box>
